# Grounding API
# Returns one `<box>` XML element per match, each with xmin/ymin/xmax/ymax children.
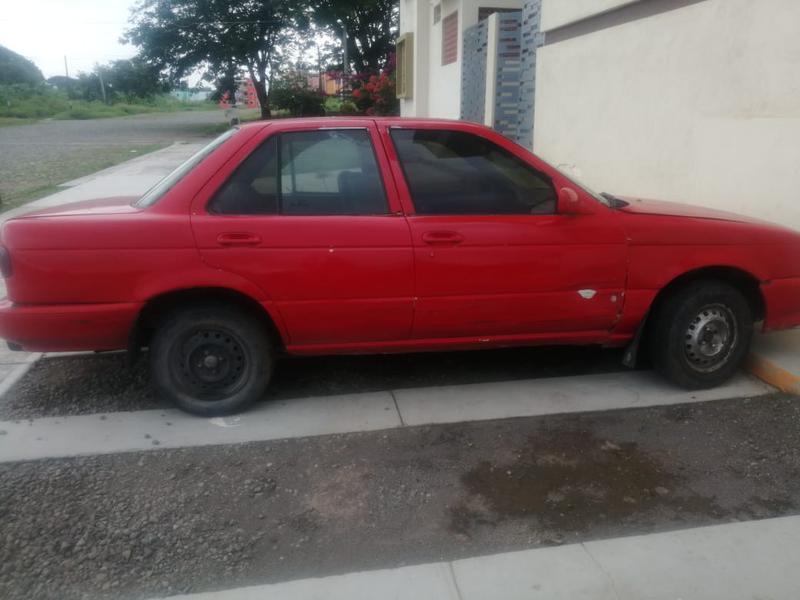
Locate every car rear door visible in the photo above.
<box><xmin>190</xmin><ymin>120</ymin><xmax>414</xmax><ymax>351</ymax></box>
<box><xmin>380</xmin><ymin>122</ymin><xmax>627</xmax><ymax>342</ymax></box>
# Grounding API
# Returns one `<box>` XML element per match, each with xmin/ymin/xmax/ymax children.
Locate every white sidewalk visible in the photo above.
<box><xmin>157</xmin><ymin>515</ymin><xmax>800</xmax><ymax>600</ymax></box>
<box><xmin>0</xmin><ymin>371</ymin><xmax>772</xmax><ymax>463</ymax></box>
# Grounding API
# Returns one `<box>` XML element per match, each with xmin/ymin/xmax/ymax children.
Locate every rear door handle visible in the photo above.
<box><xmin>216</xmin><ymin>232</ymin><xmax>262</xmax><ymax>247</ymax></box>
<box><xmin>421</xmin><ymin>231</ymin><xmax>465</xmax><ymax>246</ymax></box>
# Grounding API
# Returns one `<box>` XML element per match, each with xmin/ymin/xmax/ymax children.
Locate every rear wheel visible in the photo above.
<box><xmin>650</xmin><ymin>281</ymin><xmax>753</xmax><ymax>389</ymax></box>
<box><xmin>150</xmin><ymin>305</ymin><xmax>272</xmax><ymax>416</ymax></box>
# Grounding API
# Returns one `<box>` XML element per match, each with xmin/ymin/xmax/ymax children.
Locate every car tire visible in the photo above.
<box><xmin>650</xmin><ymin>280</ymin><xmax>754</xmax><ymax>389</ymax></box>
<box><xmin>150</xmin><ymin>305</ymin><xmax>273</xmax><ymax>416</ymax></box>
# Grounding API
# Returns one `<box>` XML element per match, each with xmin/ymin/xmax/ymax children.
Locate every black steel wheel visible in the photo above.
<box><xmin>151</xmin><ymin>305</ymin><xmax>272</xmax><ymax>416</ymax></box>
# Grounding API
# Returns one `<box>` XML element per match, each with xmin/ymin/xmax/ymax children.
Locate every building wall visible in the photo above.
<box><xmin>428</xmin><ymin>0</ymin><xmax>463</xmax><ymax>119</ymax></box>
<box><xmin>534</xmin><ymin>0</ymin><xmax>800</xmax><ymax>229</ymax></box>
<box><xmin>400</xmin><ymin>0</ymin><xmax>523</xmax><ymax>119</ymax></box>
<box><xmin>399</xmin><ymin>0</ymin><xmax>427</xmax><ymax>117</ymax></box>
<box><xmin>540</xmin><ymin>0</ymin><xmax>639</xmax><ymax>30</ymax></box>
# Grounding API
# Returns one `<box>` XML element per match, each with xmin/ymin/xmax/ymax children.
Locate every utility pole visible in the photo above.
<box><xmin>98</xmin><ymin>70</ymin><xmax>107</xmax><ymax>104</ymax></box>
<box><xmin>341</xmin><ymin>22</ymin><xmax>349</xmax><ymax>76</ymax></box>
<box><xmin>64</xmin><ymin>55</ymin><xmax>69</xmax><ymax>79</ymax></box>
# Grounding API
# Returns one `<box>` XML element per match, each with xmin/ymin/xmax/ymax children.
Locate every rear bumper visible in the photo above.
<box><xmin>762</xmin><ymin>278</ymin><xmax>800</xmax><ymax>332</ymax></box>
<box><xmin>0</xmin><ymin>299</ymin><xmax>141</xmax><ymax>352</ymax></box>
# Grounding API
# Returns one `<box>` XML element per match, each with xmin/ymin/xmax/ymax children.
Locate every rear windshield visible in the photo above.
<box><xmin>135</xmin><ymin>128</ymin><xmax>239</xmax><ymax>208</ymax></box>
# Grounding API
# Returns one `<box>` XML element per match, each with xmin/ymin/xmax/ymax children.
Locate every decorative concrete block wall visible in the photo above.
<box><xmin>459</xmin><ymin>0</ymin><xmax>544</xmax><ymax>149</ymax></box>
<box><xmin>460</xmin><ymin>19</ymin><xmax>489</xmax><ymax>125</ymax></box>
<box><xmin>517</xmin><ymin>0</ymin><xmax>545</xmax><ymax>149</ymax></box>
<box><xmin>492</xmin><ymin>12</ymin><xmax>523</xmax><ymax>141</ymax></box>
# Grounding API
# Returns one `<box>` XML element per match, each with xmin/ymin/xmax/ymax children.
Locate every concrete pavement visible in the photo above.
<box><xmin>0</xmin><ymin>371</ymin><xmax>772</xmax><ymax>462</ymax></box>
<box><xmin>158</xmin><ymin>515</ymin><xmax>800</xmax><ymax>600</ymax></box>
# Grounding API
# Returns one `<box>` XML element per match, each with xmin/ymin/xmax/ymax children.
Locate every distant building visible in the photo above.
<box><xmin>306</xmin><ymin>72</ymin><xmax>345</xmax><ymax>96</ymax></box>
<box><xmin>397</xmin><ymin>0</ymin><xmax>800</xmax><ymax>229</ymax></box>
<box><xmin>170</xmin><ymin>88</ymin><xmax>213</xmax><ymax>103</ymax></box>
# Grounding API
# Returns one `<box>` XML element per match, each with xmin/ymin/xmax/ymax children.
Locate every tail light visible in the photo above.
<box><xmin>0</xmin><ymin>246</ymin><xmax>11</xmax><ymax>278</ymax></box>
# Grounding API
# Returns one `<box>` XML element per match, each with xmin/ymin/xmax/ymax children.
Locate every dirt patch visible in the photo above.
<box><xmin>451</xmin><ymin>429</ymin><xmax>724</xmax><ymax>536</ymax></box>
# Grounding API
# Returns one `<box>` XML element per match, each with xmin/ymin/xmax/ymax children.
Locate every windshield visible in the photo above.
<box><xmin>135</xmin><ymin>128</ymin><xmax>239</xmax><ymax>208</ymax></box>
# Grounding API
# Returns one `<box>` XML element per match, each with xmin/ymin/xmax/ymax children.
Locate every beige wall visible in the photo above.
<box><xmin>534</xmin><ymin>0</ymin><xmax>800</xmax><ymax>230</ymax></box>
<box><xmin>540</xmin><ymin>0</ymin><xmax>638</xmax><ymax>30</ymax></box>
<box><xmin>428</xmin><ymin>0</ymin><xmax>463</xmax><ymax>119</ymax></box>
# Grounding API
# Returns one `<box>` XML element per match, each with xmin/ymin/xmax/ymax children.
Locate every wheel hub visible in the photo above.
<box><xmin>684</xmin><ymin>305</ymin><xmax>737</xmax><ymax>372</ymax></box>
<box><xmin>174</xmin><ymin>329</ymin><xmax>247</xmax><ymax>399</ymax></box>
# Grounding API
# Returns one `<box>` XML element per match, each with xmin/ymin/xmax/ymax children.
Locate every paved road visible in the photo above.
<box><xmin>0</xmin><ymin>111</ymin><xmax>231</xmax><ymax>203</ymax></box>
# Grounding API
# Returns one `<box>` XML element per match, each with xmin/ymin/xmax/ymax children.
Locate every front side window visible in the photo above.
<box><xmin>209</xmin><ymin>129</ymin><xmax>388</xmax><ymax>216</ymax></box>
<box><xmin>390</xmin><ymin>129</ymin><xmax>556</xmax><ymax>215</ymax></box>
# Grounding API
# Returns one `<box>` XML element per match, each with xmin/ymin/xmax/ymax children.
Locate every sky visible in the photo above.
<box><xmin>0</xmin><ymin>0</ymin><xmax>138</xmax><ymax>78</ymax></box>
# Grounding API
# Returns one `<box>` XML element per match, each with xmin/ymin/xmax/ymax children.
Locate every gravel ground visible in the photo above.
<box><xmin>1</xmin><ymin>393</ymin><xmax>798</xmax><ymax>600</ymax></box>
<box><xmin>0</xmin><ymin>345</ymin><xmax>625</xmax><ymax>420</ymax></box>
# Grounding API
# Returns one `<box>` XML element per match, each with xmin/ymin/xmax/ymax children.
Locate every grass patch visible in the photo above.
<box><xmin>0</xmin><ymin>85</ymin><xmax>218</xmax><ymax>122</ymax></box>
<box><xmin>0</xmin><ymin>143</ymin><xmax>167</xmax><ymax>213</ymax></box>
<box><xmin>51</xmin><ymin>100</ymin><xmax>218</xmax><ymax>120</ymax></box>
<box><xmin>0</xmin><ymin>117</ymin><xmax>38</xmax><ymax>128</ymax></box>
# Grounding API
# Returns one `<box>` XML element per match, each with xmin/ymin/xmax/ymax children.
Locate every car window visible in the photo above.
<box><xmin>390</xmin><ymin>129</ymin><xmax>556</xmax><ymax>215</ymax></box>
<box><xmin>137</xmin><ymin>128</ymin><xmax>238</xmax><ymax>208</ymax></box>
<box><xmin>280</xmin><ymin>129</ymin><xmax>388</xmax><ymax>216</ymax></box>
<box><xmin>209</xmin><ymin>136</ymin><xmax>279</xmax><ymax>215</ymax></box>
<box><xmin>209</xmin><ymin>129</ymin><xmax>388</xmax><ymax>216</ymax></box>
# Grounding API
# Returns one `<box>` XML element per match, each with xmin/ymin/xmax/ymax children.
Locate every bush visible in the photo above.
<box><xmin>269</xmin><ymin>74</ymin><xmax>326</xmax><ymax>117</ymax></box>
<box><xmin>351</xmin><ymin>71</ymin><xmax>398</xmax><ymax>116</ymax></box>
<box><xmin>336</xmin><ymin>54</ymin><xmax>399</xmax><ymax>117</ymax></box>
<box><xmin>338</xmin><ymin>101</ymin><xmax>359</xmax><ymax>115</ymax></box>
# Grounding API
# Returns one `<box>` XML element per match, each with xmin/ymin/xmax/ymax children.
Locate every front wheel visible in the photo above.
<box><xmin>650</xmin><ymin>281</ymin><xmax>754</xmax><ymax>389</ymax></box>
<box><xmin>150</xmin><ymin>305</ymin><xmax>273</xmax><ymax>416</ymax></box>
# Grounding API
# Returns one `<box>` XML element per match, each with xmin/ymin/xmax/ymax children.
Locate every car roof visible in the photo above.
<box><xmin>237</xmin><ymin>116</ymin><xmax>489</xmax><ymax>131</ymax></box>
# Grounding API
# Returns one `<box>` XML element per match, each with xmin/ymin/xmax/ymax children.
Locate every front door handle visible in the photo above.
<box><xmin>217</xmin><ymin>232</ymin><xmax>262</xmax><ymax>247</ymax></box>
<box><xmin>421</xmin><ymin>231</ymin><xmax>465</xmax><ymax>246</ymax></box>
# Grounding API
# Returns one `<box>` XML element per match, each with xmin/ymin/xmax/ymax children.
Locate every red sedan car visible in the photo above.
<box><xmin>1</xmin><ymin>118</ymin><xmax>798</xmax><ymax>415</ymax></box>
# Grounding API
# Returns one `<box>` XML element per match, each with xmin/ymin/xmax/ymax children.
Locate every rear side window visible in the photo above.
<box><xmin>137</xmin><ymin>128</ymin><xmax>238</xmax><ymax>208</ymax></box>
<box><xmin>390</xmin><ymin>129</ymin><xmax>556</xmax><ymax>215</ymax></box>
<box><xmin>209</xmin><ymin>129</ymin><xmax>388</xmax><ymax>216</ymax></box>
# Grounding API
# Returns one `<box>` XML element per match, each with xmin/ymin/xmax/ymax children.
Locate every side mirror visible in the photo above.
<box><xmin>557</xmin><ymin>187</ymin><xmax>594</xmax><ymax>215</ymax></box>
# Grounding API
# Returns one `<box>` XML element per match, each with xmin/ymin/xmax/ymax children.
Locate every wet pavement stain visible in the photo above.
<box><xmin>450</xmin><ymin>429</ymin><xmax>725</xmax><ymax>535</ymax></box>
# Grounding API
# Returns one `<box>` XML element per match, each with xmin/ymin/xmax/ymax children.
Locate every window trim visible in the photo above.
<box><xmin>388</xmin><ymin>127</ymin><xmax>557</xmax><ymax>217</ymax></box>
<box><xmin>207</xmin><ymin>127</ymin><xmax>392</xmax><ymax>217</ymax></box>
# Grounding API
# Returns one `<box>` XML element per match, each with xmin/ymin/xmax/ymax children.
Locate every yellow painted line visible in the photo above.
<box><xmin>745</xmin><ymin>353</ymin><xmax>800</xmax><ymax>395</ymax></box>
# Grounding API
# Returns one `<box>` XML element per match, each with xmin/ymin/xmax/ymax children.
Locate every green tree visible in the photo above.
<box><xmin>0</xmin><ymin>45</ymin><xmax>44</xmax><ymax>86</ymax></box>
<box><xmin>313</xmin><ymin>0</ymin><xmax>398</xmax><ymax>73</ymax></box>
<box><xmin>124</xmin><ymin>0</ymin><xmax>310</xmax><ymax>118</ymax></box>
<box><xmin>104</xmin><ymin>58</ymin><xmax>168</xmax><ymax>100</ymax></box>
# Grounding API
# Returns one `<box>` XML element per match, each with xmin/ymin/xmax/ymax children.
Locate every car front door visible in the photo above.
<box><xmin>381</xmin><ymin>124</ymin><xmax>628</xmax><ymax>342</ymax></box>
<box><xmin>190</xmin><ymin>121</ymin><xmax>414</xmax><ymax>351</ymax></box>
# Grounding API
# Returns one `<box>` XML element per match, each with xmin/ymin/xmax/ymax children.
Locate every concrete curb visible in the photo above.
<box><xmin>746</xmin><ymin>352</ymin><xmax>800</xmax><ymax>395</ymax></box>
